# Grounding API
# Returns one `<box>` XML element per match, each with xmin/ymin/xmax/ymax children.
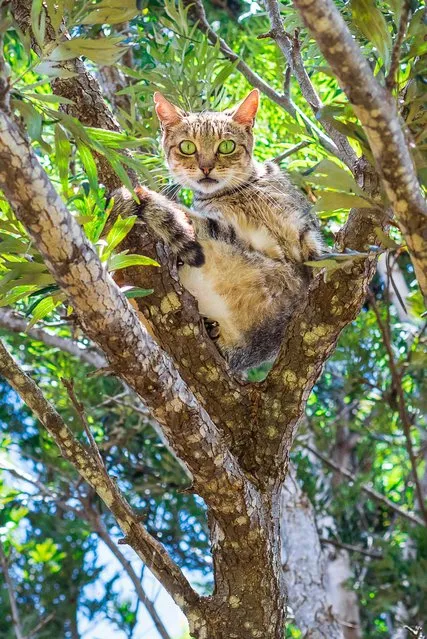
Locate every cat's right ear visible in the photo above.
<box><xmin>154</xmin><ymin>92</ymin><xmax>183</xmax><ymax>127</ymax></box>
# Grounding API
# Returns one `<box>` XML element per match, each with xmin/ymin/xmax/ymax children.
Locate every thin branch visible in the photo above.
<box><xmin>272</xmin><ymin>140</ymin><xmax>311</xmax><ymax>163</ymax></box>
<box><xmin>305</xmin><ymin>443</ymin><xmax>426</xmax><ymax>528</ymax></box>
<box><xmin>262</xmin><ymin>0</ymin><xmax>357</xmax><ymax>168</ymax></box>
<box><xmin>26</xmin><ymin>613</ymin><xmax>55</xmax><ymax>639</ymax></box>
<box><xmin>0</xmin><ymin>540</ymin><xmax>25</xmax><ymax>639</ymax></box>
<box><xmin>62</xmin><ymin>378</ymin><xmax>107</xmax><ymax>470</ymax></box>
<box><xmin>185</xmin><ymin>0</ymin><xmax>345</xmax><ymax>156</ymax></box>
<box><xmin>92</xmin><ymin>514</ymin><xmax>172</xmax><ymax>639</ymax></box>
<box><xmin>319</xmin><ymin>537</ymin><xmax>383</xmax><ymax>560</ymax></box>
<box><xmin>292</xmin><ymin>0</ymin><xmax>427</xmax><ymax>300</ymax></box>
<box><xmin>0</xmin><ymin>339</ymin><xmax>200</xmax><ymax>614</ymax></box>
<box><xmin>386</xmin><ymin>0</ymin><xmax>411</xmax><ymax>91</ymax></box>
<box><xmin>184</xmin><ymin>0</ymin><xmax>296</xmax><ymax>115</ymax></box>
<box><xmin>0</xmin><ymin>308</ymin><xmax>105</xmax><ymax>368</ymax></box>
<box><xmin>367</xmin><ymin>290</ymin><xmax>427</xmax><ymax>525</ymax></box>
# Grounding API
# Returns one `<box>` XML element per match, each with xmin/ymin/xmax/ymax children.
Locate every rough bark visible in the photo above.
<box><xmin>0</xmin><ymin>110</ymin><xmax>285</xmax><ymax>639</ymax></box>
<box><xmin>292</xmin><ymin>0</ymin><xmax>427</xmax><ymax>300</ymax></box>
<box><xmin>0</xmin><ymin>339</ymin><xmax>201</xmax><ymax>621</ymax></box>
<box><xmin>281</xmin><ymin>468</ymin><xmax>344</xmax><ymax>639</ymax></box>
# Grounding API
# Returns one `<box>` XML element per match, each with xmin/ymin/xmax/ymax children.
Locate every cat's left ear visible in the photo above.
<box><xmin>231</xmin><ymin>89</ymin><xmax>259</xmax><ymax>127</ymax></box>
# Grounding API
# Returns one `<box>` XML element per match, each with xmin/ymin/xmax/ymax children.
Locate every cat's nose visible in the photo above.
<box><xmin>200</xmin><ymin>166</ymin><xmax>212</xmax><ymax>176</ymax></box>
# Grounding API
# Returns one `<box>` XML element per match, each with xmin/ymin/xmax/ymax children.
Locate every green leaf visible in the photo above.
<box><xmin>26</xmin><ymin>296</ymin><xmax>59</xmax><ymax>329</ymax></box>
<box><xmin>29</xmin><ymin>539</ymin><xmax>60</xmax><ymax>563</ymax></box>
<box><xmin>77</xmin><ymin>142</ymin><xmax>98</xmax><ymax>191</ymax></box>
<box><xmin>102</xmin><ymin>215</ymin><xmax>137</xmax><ymax>260</ymax></box>
<box><xmin>374</xmin><ymin>227</ymin><xmax>401</xmax><ymax>250</ymax></box>
<box><xmin>80</xmin><ymin>4</ymin><xmax>141</xmax><ymax>25</ymax></box>
<box><xmin>108</xmin><ymin>253</ymin><xmax>159</xmax><ymax>271</ymax></box>
<box><xmin>26</xmin><ymin>93</ymin><xmax>74</xmax><ymax>105</ymax></box>
<box><xmin>31</xmin><ymin>0</ymin><xmax>46</xmax><ymax>50</ymax></box>
<box><xmin>124</xmin><ymin>287</ymin><xmax>154</xmax><ymax>299</ymax></box>
<box><xmin>45</xmin><ymin>0</ymin><xmax>63</xmax><ymax>33</ymax></box>
<box><xmin>54</xmin><ymin>124</ymin><xmax>71</xmax><ymax>194</ymax></box>
<box><xmin>49</xmin><ymin>36</ymin><xmax>128</xmax><ymax>65</ymax></box>
<box><xmin>351</xmin><ymin>0</ymin><xmax>392</xmax><ymax>68</ymax></box>
<box><xmin>304</xmin><ymin>159</ymin><xmax>364</xmax><ymax>195</ymax></box>
<box><xmin>314</xmin><ymin>191</ymin><xmax>377</xmax><ymax>212</ymax></box>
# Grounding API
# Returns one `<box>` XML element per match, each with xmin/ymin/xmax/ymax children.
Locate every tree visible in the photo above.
<box><xmin>0</xmin><ymin>0</ymin><xmax>426</xmax><ymax>638</ymax></box>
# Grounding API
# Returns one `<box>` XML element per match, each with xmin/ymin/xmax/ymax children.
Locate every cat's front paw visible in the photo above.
<box><xmin>180</xmin><ymin>240</ymin><xmax>205</xmax><ymax>267</ymax></box>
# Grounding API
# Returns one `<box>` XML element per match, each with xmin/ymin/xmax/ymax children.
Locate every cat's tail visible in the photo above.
<box><xmin>109</xmin><ymin>186</ymin><xmax>205</xmax><ymax>267</ymax></box>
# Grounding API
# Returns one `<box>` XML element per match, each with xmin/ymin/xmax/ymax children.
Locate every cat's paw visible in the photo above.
<box><xmin>181</xmin><ymin>240</ymin><xmax>205</xmax><ymax>267</ymax></box>
<box><xmin>203</xmin><ymin>318</ymin><xmax>221</xmax><ymax>341</ymax></box>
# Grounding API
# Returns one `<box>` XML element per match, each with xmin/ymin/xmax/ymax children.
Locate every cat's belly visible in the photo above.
<box><xmin>179</xmin><ymin>264</ymin><xmax>232</xmax><ymax>325</ymax></box>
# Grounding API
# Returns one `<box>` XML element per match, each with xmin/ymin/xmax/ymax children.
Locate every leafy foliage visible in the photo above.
<box><xmin>0</xmin><ymin>0</ymin><xmax>426</xmax><ymax>637</ymax></box>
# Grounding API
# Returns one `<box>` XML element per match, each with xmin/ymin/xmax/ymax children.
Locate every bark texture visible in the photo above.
<box><xmin>292</xmin><ymin>0</ymin><xmax>427</xmax><ymax>300</ymax></box>
<box><xmin>281</xmin><ymin>468</ymin><xmax>344</xmax><ymax>639</ymax></box>
<box><xmin>3</xmin><ymin>3</ymin><xmax>416</xmax><ymax>634</ymax></box>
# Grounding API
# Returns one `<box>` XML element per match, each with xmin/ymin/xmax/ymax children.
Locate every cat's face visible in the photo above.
<box><xmin>154</xmin><ymin>90</ymin><xmax>259</xmax><ymax>195</ymax></box>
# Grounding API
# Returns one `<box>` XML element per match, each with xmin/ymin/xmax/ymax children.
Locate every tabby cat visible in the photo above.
<box><xmin>112</xmin><ymin>89</ymin><xmax>325</xmax><ymax>371</ymax></box>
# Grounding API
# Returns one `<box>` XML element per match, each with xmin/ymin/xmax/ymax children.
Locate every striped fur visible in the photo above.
<box><xmin>110</xmin><ymin>93</ymin><xmax>325</xmax><ymax>371</ymax></box>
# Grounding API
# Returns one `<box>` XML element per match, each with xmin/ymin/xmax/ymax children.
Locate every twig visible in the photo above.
<box><xmin>262</xmin><ymin>0</ymin><xmax>357</xmax><ymax>168</ymax></box>
<box><xmin>272</xmin><ymin>141</ymin><xmax>311</xmax><ymax>163</ymax></box>
<box><xmin>0</xmin><ymin>540</ymin><xmax>25</xmax><ymax>639</ymax></box>
<box><xmin>386</xmin><ymin>0</ymin><xmax>411</xmax><ymax>91</ymax></box>
<box><xmin>62</xmin><ymin>378</ymin><xmax>106</xmax><ymax>470</ymax></box>
<box><xmin>367</xmin><ymin>291</ymin><xmax>427</xmax><ymax>525</ymax></box>
<box><xmin>305</xmin><ymin>444</ymin><xmax>426</xmax><ymax>528</ymax></box>
<box><xmin>319</xmin><ymin>537</ymin><xmax>383</xmax><ymax>559</ymax></box>
<box><xmin>26</xmin><ymin>612</ymin><xmax>55</xmax><ymax>639</ymax></box>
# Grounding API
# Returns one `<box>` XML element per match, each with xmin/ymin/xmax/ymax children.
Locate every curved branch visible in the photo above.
<box><xmin>0</xmin><ymin>339</ymin><xmax>200</xmax><ymax>615</ymax></box>
<box><xmin>292</xmin><ymin>0</ymin><xmax>427</xmax><ymax>300</ymax></box>
<box><xmin>263</xmin><ymin>0</ymin><xmax>357</xmax><ymax>169</ymax></box>
<box><xmin>0</xmin><ymin>308</ymin><xmax>105</xmax><ymax>368</ymax></box>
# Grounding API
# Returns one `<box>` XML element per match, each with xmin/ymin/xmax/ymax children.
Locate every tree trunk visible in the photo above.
<box><xmin>281</xmin><ymin>467</ymin><xmax>344</xmax><ymax>639</ymax></box>
<box><xmin>193</xmin><ymin>489</ymin><xmax>285</xmax><ymax>639</ymax></box>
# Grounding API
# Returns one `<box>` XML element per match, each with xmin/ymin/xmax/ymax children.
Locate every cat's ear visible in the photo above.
<box><xmin>231</xmin><ymin>89</ymin><xmax>259</xmax><ymax>127</ymax></box>
<box><xmin>153</xmin><ymin>92</ymin><xmax>183</xmax><ymax>127</ymax></box>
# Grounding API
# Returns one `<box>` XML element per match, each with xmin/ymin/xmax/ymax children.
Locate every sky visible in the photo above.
<box><xmin>79</xmin><ymin>538</ymin><xmax>188</xmax><ymax>639</ymax></box>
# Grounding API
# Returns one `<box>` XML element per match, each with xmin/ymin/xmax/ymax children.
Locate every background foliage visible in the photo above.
<box><xmin>0</xmin><ymin>0</ymin><xmax>426</xmax><ymax>637</ymax></box>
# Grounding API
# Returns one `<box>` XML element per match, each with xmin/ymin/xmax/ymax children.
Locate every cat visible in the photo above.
<box><xmin>111</xmin><ymin>89</ymin><xmax>325</xmax><ymax>371</ymax></box>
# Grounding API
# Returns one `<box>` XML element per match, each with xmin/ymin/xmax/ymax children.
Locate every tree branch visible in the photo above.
<box><xmin>0</xmin><ymin>540</ymin><xmax>25</xmax><ymax>639</ymax></box>
<box><xmin>385</xmin><ymin>0</ymin><xmax>411</xmax><ymax>92</ymax></box>
<box><xmin>281</xmin><ymin>467</ymin><xmax>344</xmax><ymax>639</ymax></box>
<box><xmin>292</xmin><ymin>0</ymin><xmax>427</xmax><ymax>300</ymax></box>
<box><xmin>262</xmin><ymin>0</ymin><xmax>357</xmax><ymax>169</ymax></box>
<box><xmin>10</xmin><ymin>0</ymin><xmax>244</xmax><ymax>429</ymax></box>
<box><xmin>0</xmin><ymin>339</ymin><xmax>200</xmax><ymax>615</ymax></box>
<box><xmin>0</xmin><ymin>108</ymin><xmax>252</xmax><ymax>524</ymax></box>
<box><xmin>305</xmin><ymin>443</ymin><xmax>426</xmax><ymax>528</ymax></box>
<box><xmin>367</xmin><ymin>290</ymin><xmax>427</xmax><ymax>524</ymax></box>
<box><xmin>0</xmin><ymin>307</ymin><xmax>105</xmax><ymax>368</ymax></box>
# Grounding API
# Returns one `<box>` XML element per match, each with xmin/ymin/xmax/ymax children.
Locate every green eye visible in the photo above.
<box><xmin>179</xmin><ymin>140</ymin><xmax>196</xmax><ymax>155</ymax></box>
<box><xmin>218</xmin><ymin>139</ymin><xmax>236</xmax><ymax>154</ymax></box>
